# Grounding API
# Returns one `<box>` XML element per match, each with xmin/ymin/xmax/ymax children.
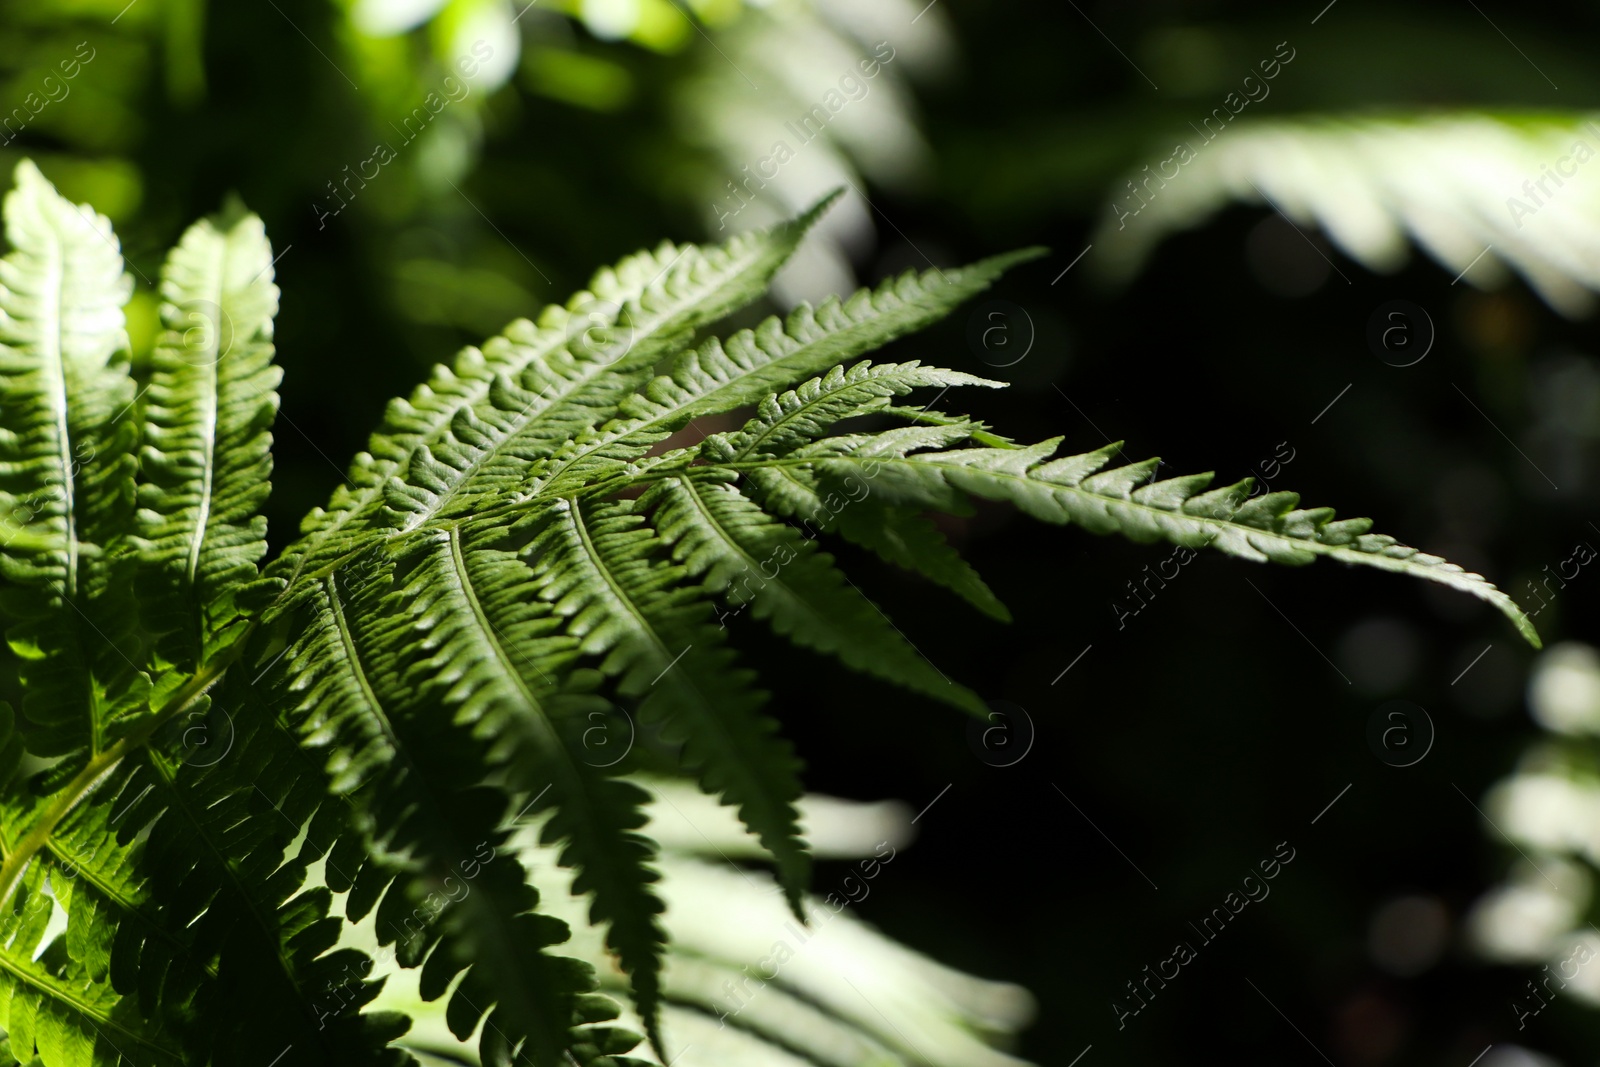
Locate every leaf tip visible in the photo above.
<box><xmin>1515</xmin><ymin>612</ymin><xmax>1543</xmax><ymax>649</ymax></box>
<box><xmin>800</xmin><ymin>187</ymin><xmax>847</xmax><ymax>225</ymax></box>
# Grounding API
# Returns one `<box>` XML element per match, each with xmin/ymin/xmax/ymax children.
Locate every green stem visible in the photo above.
<box><xmin>0</xmin><ymin>632</ymin><xmax>251</xmax><ymax>906</ymax></box>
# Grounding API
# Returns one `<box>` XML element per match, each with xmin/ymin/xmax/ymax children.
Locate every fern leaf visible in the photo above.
<box><xmin>388</xmin><ymin>528</ymin><xmax>670</xmax><ymax>1051</ymax></box>
<box><xmin>649</xmin><ymin>856</ymin><xmax>1035</xmax><ymax>1067</ymax></box>
<box><xmin>726</xmin><ymin>436</ymin><xmax>1538</xmax><ymax>645</ymax></box>
<box><xmin>1092</xmin><ymin>112</ymin><xmax>1600</xmax><ymax>315</ymax></box>
<box><xmin>712</xmin><ymin>360</ymin><xmax>1001</xmax><ymax>462</ymax></box>
<box><xmin>0</xmin><ymin>161</ymin><xmax>143</xmax><ymax>759</ymax></box>
<box><xmin>276</xmin><ymin>550</ymin><xmax>643</xmax><ymax>1067</ymax></box>
<box><xmin>0</xmin><ymin>862</ymin><xmax>183</xmax><ymax>1067</ymax></box>
<box><xmin>0</xmin><ymin>168</ymin><xmax>410</xmax><ymax>1067</ymax></box>
<box><xmin>836</xmin><ymin>504</ymin><xmax>1011</xmax><ymax>623</ymax></box>
<box><xmin>136</xmin><ymin>200</ymin><xmax>282</xmax><ymax>666</ymax></box>
<box><xmin>489</xmin><ymin>791</ymin><xmax>1040</xmax><ymax>1067</ymax></box>
<box><xmin>800</xmin><ymin>416</ymin><xmax>1002</xmax><ymax>458</ymax></box>
<box><xmin>521</xmin><ymin>499</ymin><xmax>811</xmax><ymax>912</ymax></box>
<box><xmin>642</xmin><ymin>473</ymin><xmax>985</xmax><ymax>714</ymax></box>
<box><xmin>693</xmin><ymin>360</ymin><xmax>1013</xmax><ymax>622</ymax></box>
<box><xmin>0</xmin><ymin>163</ymin><xmax>1539</xmax><ymax>1067</ymax></box>
<box><xmin>528</xmin><ymin>251</ymin><xmax>1043</xmax><ymax>505</ymax></box>
<box><xmin>0</xmin><ymin>671</ymin><xmax>409</xmax><ymax>1067</ymax></box>
<box><xmin>124</xmin><ymin>694</ymin><xmax>414</xmax><ymax>1067</ymax></box>
<box><xmin>277</xmin><ymin>198</ymin><xmax>833</xmax><ymax>585</ymax></box>
<box><xmin>0</xmin><ymin>706</ymin><xmax>184</xmax><ymax>1067</ymax></box>
<box><xmin>724</xmin><ymin>392</ymin><xmax>1014</xmax><ymax>619</ymax></box>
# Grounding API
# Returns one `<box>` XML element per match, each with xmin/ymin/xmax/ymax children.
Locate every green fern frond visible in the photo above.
<box><xmin>527</xmin><ymin>251</ymin><xmax>1044</xmax><ymax>505</ymax></box>
<box><xmin>136</xmin><ymin>201</ymin><xmax>282</xmax><ymax>666</ymax></box>
<box><xmin>726</xmin><ymin>435</ymin><xmax>1537</xmax><ymax>646</ymax></box>
<box><xmin>0</xmin><ymin>161</ymin><xmax>1542</xmax><ymax>1067</ymax></box>
<box><xmin>275</xmin><ymin>551</ymin><xmax>637</xmax><ymax>1067</ymax></box>
<box><xmin>0</xmin><ymin>861</ymin><xmax>182</xmax><ymax>1067</ymax></box>
<box><xmin>0</xmin><ymin>657</ymin><xmax>412</xmax><ymax>1067</ymax></box>
<box><xmin>0</xmin><ymin>160</ymin><xmax>142</xmax><ymax>759</ymax></box>
<box><xmin>124</xmin><ymin>685</ymin><xmax>415</xmax><ymax>1067</ymax></box>
<box><xmin>402</xmin><ymin>534</ymin><xmax>669</xmax><ymax>1053</ymax></box>
<box><xmin>721</xmin><ymin>414</ymin><xmax>1013</xmax><ymax>622</ymax></box>
<box><xmin>833</xmin><ymin>504</ymin><xmax>1012</xmax><ymax>623</ymax></box>
<box><xmin>712</xmin><ymin>360</ymin><xmax>1002</xmax><ymax>462</ymax></box>
<box><xmin>377</xmin><ymin>528</ymin><xmax>666</xmax><ymax>1058</ymax></box>
<box><xmin>521</xmin><ymin>498</ymin><xmax>811</xmax><ymax>912</ymax></box>
<box><xmin>374</xmin><ymin>783</ymin><xmax>1038</xmax><ymax>1067</ymax></box>
<box><xmin>0</xmin><ymin>712</ymin><xmax>184</xmax><ymax>1067</ymax></box>
<box><xmin>641</xmin><ymin>473</ymin><xmax>984</xmax><ymax>714</ymax></box>
<box><xmin>1092</xmin><ymin>112</ymin><xmax>1600</xmax><ymax>314</ymax></box>
<box><xmin>0</xmin><ymin>164</ymin><xmax>412</xmax><ymax>1067</ymax></box>
<box><xmin>277</xmin><ymin>195</ymin><xmax>835</xmax><ymax>587</ymax></box>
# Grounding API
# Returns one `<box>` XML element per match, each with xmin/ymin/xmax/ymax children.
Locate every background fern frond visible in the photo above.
<box><xmin>366</xmin><ymin>783</ymin><xmax>1035</xmax><ymax>1067</ymax></box>
<box><xmin>1092</xmin><ymin>112</ymin><xmax>1600</xmax><ymax>315</ymax></box>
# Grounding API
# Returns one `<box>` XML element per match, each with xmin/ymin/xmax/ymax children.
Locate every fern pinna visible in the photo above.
<box><xmin>0</xmin><ymin>161</ymin><xmax>1535</xmax><ymax>1067</ymax></box>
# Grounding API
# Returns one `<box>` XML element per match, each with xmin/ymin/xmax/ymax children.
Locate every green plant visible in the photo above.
<box><xmin>0</xmin><ymin>158</ymin><xmax>1535</xmax><ymax>1067</ymax></box>
<box><xmin>1091</xmin><ymin>112</ymin><xmax>1600</xmax><ymax>315</ymax></box>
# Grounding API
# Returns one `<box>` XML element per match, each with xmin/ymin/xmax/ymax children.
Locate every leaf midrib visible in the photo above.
<box><xmin>316</xmin><ymin>551</ymin><xmax>581</xmax><ymax>1049</ymax></box>
<box><xmin>0</xmin><ymin>945</ymin><xmax>184</xmax><ymax>1062</ymax></box>
<box><xmin>531</xmin><ymin>295</ymin><xmax>986</xmax><ymax>502</ymax></box>
<box><xmin>182</xmin><ymin>235</ymin><xmax>228</xmax><ymax>588</ymax></box>
<box><xmin>39</xmin><ymin>223</ymin><xmax>77</xmax><ymax>600</ymax></box>
<box><xmin>39</xmin><ymin>838</ymin><xmax>207</xmax><ymax>967</ymax></box>
<box><xmin>670</xmin><ymin>477</ymin><xmax>827</xmax><ymax>632</ymax></box>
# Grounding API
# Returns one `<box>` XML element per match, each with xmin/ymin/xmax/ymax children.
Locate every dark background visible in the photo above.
<box><xmin>5</xmin><ymin>0</ymin><xmax>1599</xmax><ymax>1062</ymax></box>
